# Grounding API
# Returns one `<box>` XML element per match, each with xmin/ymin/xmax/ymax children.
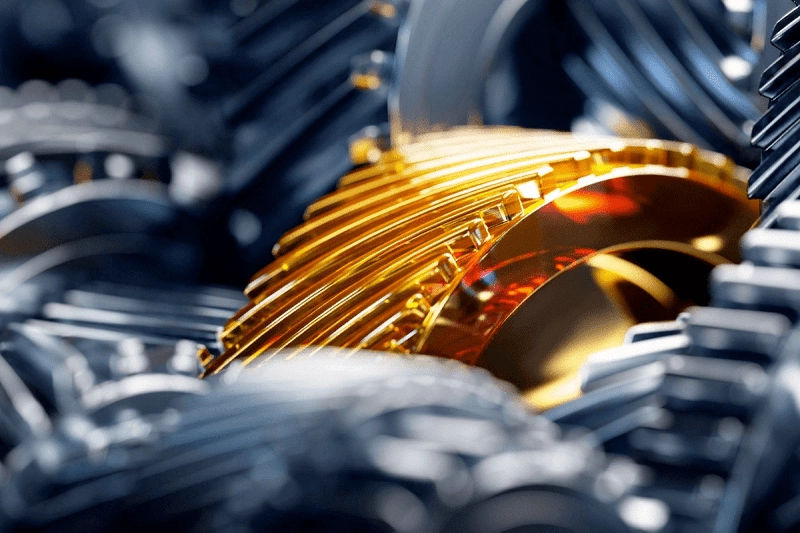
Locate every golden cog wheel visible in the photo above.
<box><xmin>200</xmin><ymin>127</ymin><xmax>757</xmax><ymax>409</ymax></box>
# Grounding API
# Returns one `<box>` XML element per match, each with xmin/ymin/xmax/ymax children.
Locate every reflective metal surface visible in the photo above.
<box><xmin>201</xmin><ymin>129</ymin><xmax>757</xmax><ymax>413</ymax></box>
<box><xmin>3</xmin><ymin>1</ymin><xmax>800</xmax><ymax>532</ymax></box>
<box><xmin>393</xmin><ymin>0</ymin><xmax>789</xmax><ymax>166</ymax></box>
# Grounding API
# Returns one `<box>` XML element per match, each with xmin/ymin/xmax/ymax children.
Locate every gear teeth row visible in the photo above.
<box><xmin>549</xmin><ymin>199</ymin><xmax>800</xmax><ymax>532</ymax></box>
<box><xmin>748</xmin><ymin>3</ymin><xmax>800</xmax><ymax>222</ymax></box>
<box><xmin>0</xmin><ymin>278</ymin><xmax>238</xmax><ymax>523</ymax></box>
<box><xmin>0</xmin><ymin>275</ymin><xmax>245</xmax><ymax>453</ymax></box>
<box><xmin>772</xmin><ymin>6</ymin><xmax>800</xmax><ymax>52</ymax></box>
<box><xmin>548</xmin><ymin>311</ymin><xmax>783</xmax><ymax>531</ymax></box>
<box><xmin>196</xmin><ymin>127</ymin><xmax>757</xmax><ymax>409</ymax></box>
<box><xmin>0</xmin><ymin>353</ymin><xmax>641</xmax><ymax>533</ymax></box>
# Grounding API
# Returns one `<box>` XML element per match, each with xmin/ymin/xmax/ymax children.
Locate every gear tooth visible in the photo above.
<box><xmin>761</xmin><ymin>163</ymin><xmax>800</xmax><ymax>209</ymax></box>
<box><xmin>685</xmin><ymin>307</ymin><xmax>790</xmax><ymax>362</ymax></box>
<box><xmin>751</xmin><ymin>79</ymin><xmax>800</xmax><ymax>150</ymax></box>
<box><xmin>772</xmin><ymin>6</ymin><xmax>800</xmax><ymax>51</ymax></box>
<box><xmin>580</xmin><ymin>334</ymin><xmax>690</xmax><ymax>393</ymax></box>
<box><xmin>773</xmin><ymin>199</ymin><xmax>800</xmax><ymax>229</ymax></box>
<box><xmin>710</xmin><ymin>263</ymin><xmax>800</xmax><ymax>319</ymax></box>
<box><xmin>623</xmin><ymin>320</ymin><xmax>686</xmax><ymax>344</ymax></box>
<box><xmin>759</xmin><ymin>43</ymin><xmax>800</xmax><ymax>100</ymax></box>
<box><xmin>546</xmin><ymin>362</ymin><xmax>664</xmax><ymax>430</ymax></box>
<box><xmin>741</xmin><ymin>228</ymin><xmax>800</xmax><ymax>267</ymax></box>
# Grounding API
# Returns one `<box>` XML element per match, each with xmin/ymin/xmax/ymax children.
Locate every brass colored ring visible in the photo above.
<box><xmin>200</xmin><ymin>128</ymin><xmax>757</xmax><ymax>409</ymax></box>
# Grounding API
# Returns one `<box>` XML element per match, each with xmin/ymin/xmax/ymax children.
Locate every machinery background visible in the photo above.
<box><xmin>0</xmin><ymin>0</ymin><xmax>797</xmax><ymax>532</ymax></box>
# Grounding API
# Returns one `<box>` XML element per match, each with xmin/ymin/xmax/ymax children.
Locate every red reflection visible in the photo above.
<box><xmin>552</xmin><ymin>182</ymin><xmax>641</xmax><ymax>223</ymax></box>
<box><xmin>438</xmin><ymin>248</ymin><xmax>597</xmax><ymax>364</ymax></box>
<box><xmin>477</xmin><ymin>248</ymin><xmax>595</xmax><ymax>326</ymax></box>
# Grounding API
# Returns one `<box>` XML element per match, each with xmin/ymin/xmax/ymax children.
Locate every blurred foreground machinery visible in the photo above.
<box><xmin>0</xmin><ymin>353</ymin><xmax>646</xmax><ymax>533</ymax></box>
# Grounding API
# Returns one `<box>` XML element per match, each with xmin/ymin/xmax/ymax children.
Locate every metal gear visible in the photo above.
<box><xmin>392</xmin><ymin>0</ymin><xmax>785</xmax><ymax>166</ymax></box>
<box><xmin>0</xmin><ymin>352</ymin><xmax>642</xmax><ymax>533</ymax></box>
<box><xmin>92</xmin><ymin>0</ymin><xmax>407</xmax><ymax>279</ymax></box>
<box><xmin>199</xmin><ymin>128</ymin><xmax>757</xmax><ymax>413</ymax></box>
<box><xmin>748</xmin><ymin>2</ymin><xmax>800</xmax><ymax>224</ymax></box>
<box><xmin>544</xmin><ymin>5</ymin><xmax>800</xmax><ymax>531</ymax></box>
<box><xmin>5</xmin><ymin>2</ymin><xmax>800</xmax><ymax>533</ymax></box>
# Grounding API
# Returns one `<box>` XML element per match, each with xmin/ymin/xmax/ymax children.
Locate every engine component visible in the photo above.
<box><xmin>0</xmin><ymin>351</ymin><xmax>645</xmax><ymax>533</ymax></box>
<box><xmin>749</xmin><ymin>1</ymin><xmax>800</xmax><ymax>224</ymax></box>
<box><xmin>393</xmin><ymin>0</ymin><xmax>786</xmax><ymax>166</ymax></box>
<box><xmin>93</xmin><ymin>0</ymin><xmax>406</xmax><ymax>280</ymax></box>
<box><xmin>546</xmin><ymin>199</ymin><xmax>800</xmax><ymax>533</ymax></box>
<box><xmin>199</xmin><ymin>128</ymin><xmax>757</xmax><ymax>410</ymax></box>
<box><xmin>0</xmin><ymin>80</ymin><xmax>223</xmax><ymax>284</ymax></box>
<box><xmin>4</xmin><ymin>3</ymin><xmax>800</xmax><ymax>533</ymax></box>
<box><xmin>546</xmin><ymin>5</ymin><xmax>800</xmax><ymax>531</ymax></box>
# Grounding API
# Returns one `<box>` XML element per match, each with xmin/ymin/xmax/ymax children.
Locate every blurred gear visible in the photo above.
<box><xmin>0</xmin><ymin>279</ymin><xmax>243</xmax><ymax>460</ymax></box>
<box><xmin>0</xmin><ymin>352</ymin><xmax>643</xmax><ymax>533</ymax></box>
<box><xmin>0</xmin><ymin>251</ymin><xmax>248</xmax><ymax>474</ymax></box>
<box><xmin>0</xmin><ymin>253</ymin><xmax>245</xmax><ymax>416</ymax></box>
<box><xmin>95</xmin><ymin>0</ymin><xmax>406</xmax><ymax>280</ymax></box>
<box><xmin>546</xmin><ymin>307</ymin><xmax>777</xmax><ymax>532</ymax></box>
<box><xmin>394</xmin><ymin>0</ymin><xmax>787</xmax><ymax>166</ymax></box>
<box><xmin>0</xmin><ymin>70</ymin><xmax>247</xmax><ymax>471</ymax></box>
<box><xmin>0</xmin><ymin>79</ymin><xmax>220</xmax><ymax>283</ymax></box>
<box><xmin>200</xmin><ymin>128</ymin><xmax>758</xmax><ymax>410</ymax></box>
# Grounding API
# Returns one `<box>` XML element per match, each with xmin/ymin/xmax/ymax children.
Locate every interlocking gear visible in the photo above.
<box><xmin>0</xmin><ymin>353</ymin><xmax>642</xmax><ymax>533</ymax></box>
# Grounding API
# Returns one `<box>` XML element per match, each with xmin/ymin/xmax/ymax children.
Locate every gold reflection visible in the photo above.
<box><xmin>470</xmin><ymin>244</ymin><xmax>724</xmax><ymax>410</ymax></box>
<box><xmin>199</xmin><ymin>128</ymin><xmax>758</xmax><ymax>410</ymax></box>
<box><xmin>691</xmin><ymin>234</ymin><xmax>726</xmax><ymax>253</ymax></box>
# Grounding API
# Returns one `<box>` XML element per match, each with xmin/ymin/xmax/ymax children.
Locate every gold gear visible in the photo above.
<box><xmin>199</xmin><ymin>127</ymin><xmax>758</xmax><ymax>409</ymax></box>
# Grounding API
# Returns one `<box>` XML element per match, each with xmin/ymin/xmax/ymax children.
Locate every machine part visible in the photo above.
<box><xmin>0</xmin><ymin>263</ymin><xmax>245</xmax><ymax>459</ymax></box>
<box><xmin>0</xmin><ymin>79</ymin><xmax>231</xmax><ymax>283</ymax></box>
<box><xmin>0</xmin><ymin>79</ymin><xmax>164</xmax><ymax>162</ymax></box>
<box><xmin>393</xmin><ymin>0</ymin><xmax>785</xmax><ymax>166</ymax></box>
<box><xmin>0</xmin><ymin>351</ymin><xmax>642</xmax><ymax>532</ymax></box>
<box><xmin>0</xmin><ymin>1</ymin><xmax>408</xmax><ymax>281</ymax></box>
<box><xmin>547</xmin><ymin>7</ymin><xmax>800</xmax><ymax>530</ymax></box>
<box><xmin>93</xmin><ymin>0</ymin><xmax>406</xmax><ymax>280</ymax></box>
<box><xmin>546</xmin><ymin>200</ymin><xmax>800</xmax><ymax>533</ymax></box>
<box><xmin>749</xmin><ymin>2</ymin><xmax>800</xmax><ymax>224</ymax></box>
<box><xmin>200</xmin><ymin>128</ymin><xmax>758</xmax><ymax>411</ymax></box>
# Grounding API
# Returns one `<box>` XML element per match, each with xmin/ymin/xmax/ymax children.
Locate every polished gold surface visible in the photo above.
<box><xmin>199</xmin><ymin>127</ymin><xmax>758</xmax><ymax>409</ymax></box>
